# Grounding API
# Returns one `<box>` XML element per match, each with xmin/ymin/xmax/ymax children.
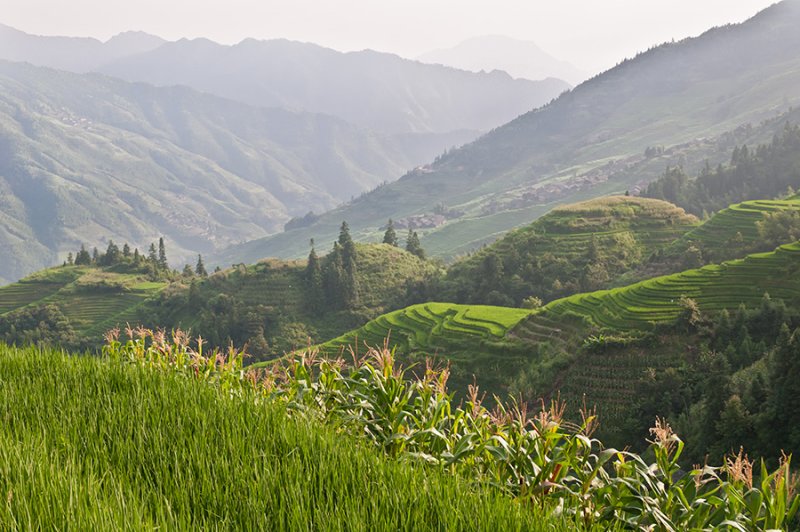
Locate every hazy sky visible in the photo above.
<box><xmin>4</xmin><ymin>0</ymin><xmax>779</xmax><ymax>74</ymax></box>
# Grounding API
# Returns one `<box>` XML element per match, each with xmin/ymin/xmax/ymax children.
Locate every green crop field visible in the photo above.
<box><xmin>0</xmin><ymin>266</ymin><xmax>167</xmax><ymax>338</ymax></box>
<box><xmin>671</xmin><ymin>198</ymin><xmax>800</xmax><ymax>260</ymax></box>
<box><xmin>320</xmin><ymin>302</ymin><xmax>532</xmax><ymax>356</ymax></box>
<box><xmin>532</xmin><ymin>241</ymin><xmax>800</xmax><ymax>334</ymax></box>
<box><xmin>0</xmin><ymin>344</ymin><xmax>554</xmax><ymax>530</ymax></box>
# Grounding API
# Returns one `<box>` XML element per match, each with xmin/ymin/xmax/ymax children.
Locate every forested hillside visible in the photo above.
<box><xmin>216</xmin><ymin>1</ymin><xmax>800</xmax><ymax>266</ymax></box>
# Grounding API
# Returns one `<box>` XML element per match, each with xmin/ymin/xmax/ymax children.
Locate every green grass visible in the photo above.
<box><xmin>670</xmin><ymin>198</ymin><xmax>800</xmax><ymax>260</ymax></box>
<box><xmin>0</xmin><ymin>265</ymin><xmax>167</xmax><ymax>338</ymax></box>
<box><xmin>319</xmin><ymin>302</ymin><xmax>532</xmax><ymax>356</ymax></box>
<box><xmin>533</xmin><ymin>240</ymin><xmax>800</xmax><ymax>334</ymax></box>
<box><xmin>0</xmin><ymin>344</ymin><xmax>557</xmax><ymax>530</ymax></box>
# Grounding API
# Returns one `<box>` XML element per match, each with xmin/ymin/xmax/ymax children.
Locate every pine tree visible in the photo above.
<box><xmin>104</xmin><ymin>240</ymin><xmax>120</xmax><ymax>265</ymax></box>
<box><xmin>66</xmin><ymin>252</ymin><xmax>74</xmax><ymax>266</ymax></box>
<box><xmin>195</xmin><ymin>255</ymin><xmax>208</xmax><ymax>277</ymax></box>
<box><xmin>158</xmin><ymin>237</ymin><xmax>168</xmax><ymax>269</ymax></box>
<box><xmin>133</xmin><ymin>248</ymin><xmax>141</xmax><ymax>264</ymax></box>
<box><xmin>182</xmin><ymin>264</ymin><xmax>194</xmax><ymax>277</ymax></box>
<box><xmin>148</xmin><ymin>243</ymin><xmax>158</xmax><ymax>265</ymax></box>
<box><xmin>92</xmin><ymin>247</ymin><xmax>99</xmax><ymax>264</ymax></box>
<box><xmin>122</xmin><ymin>243</ymin><xmax>131</xmax><ymax>258</ymax></box>
<box><xmin>382</xmin><ymin>219</ymin><xmax>398</xmax><ymax>246</ymax></box>
<box><xmin>405</xmin><ymin>230</ymin><xmax>425</xmax><ymax>259</ymax></box>
<box><xmin>338</xmin><ymin>222</ymin><xmax>359</xmax><ymax>308</ymax></box>
<box><xmin>305</xmin><ymin>240</ymin><xmax>324</xmax><ymax>314</ymax></box>
<box><xmin>75</xmin><ymin>245</ymin><xmax>91</xmax><ymax>265</ymax></box>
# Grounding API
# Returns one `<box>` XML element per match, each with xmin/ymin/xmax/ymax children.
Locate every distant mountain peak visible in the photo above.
<box><xmin>417</xmin><ymin>35</ymin><xmax>587</xmax><ymax>84</ymax></box>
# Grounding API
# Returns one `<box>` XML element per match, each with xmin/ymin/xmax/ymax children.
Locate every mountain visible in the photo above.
<box><xmin>0</xmin><ymin>61</ymin><xmax>463</xmax><ymax>285</ymax></box>
<box><xmin>0</xmin><ymin>23</ymin><xmax>165</xmax><ymax>72</ymax></box>
<box><xmin>97</xmin><ymin>38</ymin><xmax>570</xmax><ymax>135</ymax></box>
<box><xmin>218</xmin><ymin>0</ymin><xmax>800</xmax><ymax>267</ymax></box>
<box><xmin>418</xmin><ymin>35</ymin><xmax>588</xmax><ymax>85</ymax></box>
<box><xmin>438</xmin><ymin>196</ymin><xmax>698</xmax><ymax>306</ymax></box>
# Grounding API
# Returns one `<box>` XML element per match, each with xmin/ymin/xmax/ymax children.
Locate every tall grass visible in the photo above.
<box><xmin>102</xmin><ymin>328</ymin><xmax>800</xmax><ymax>530</ymax></box>
<box><xmin>0</xmin><ymin>343</ymin><xmax>556</xmax><ymax>530</ymax></box>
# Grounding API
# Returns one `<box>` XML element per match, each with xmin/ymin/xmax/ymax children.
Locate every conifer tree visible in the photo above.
<box><xmin>104</xmin><ymin>240</ymin><xmax>120</xmax><ymax>265</ymax></box>
<box><xmin>122</xmin><ymin>243</ymin><xmax>131</xmax><ymax>258</ymax></box>
<box><xmin>66</xmin><ymin>252</ymin><xmax>73</xmax><ymax>266</ymax></box>
<box><xmin>405</xmin><ymin>229</ymin><xmax>425</xmax><ymax>259</ymax></box>
<box><xmin>158</xmin><ymin>237</ymin><xmax>168</xmax><ymax>269</ymax></box>
<box><xmin>92</xmin><ymin>247</ymin><xmax>99</xmax><ymax>264</ymax></box>
<box><xmin>382</xmin><ymin>219</ymin><xmax>398</xmax><ymax>246</ymax></box>
<box><xmin>305</xmin><ymin>239</ymin><xmax>324</xmax><ymax>314</ymax></box>
<box><xmin>133</xmin><ymin>248</ymin><xmax>140</xmax><ymax>264</ymax></box>
<box><xmin>75</xmin><ymin>245</ymin><xmax>91</xmax><ymax>265</ymax></box>
<box><xmin>337</xmin><ymin>222</ymin><xmax>359</xmax><ymax>308</ymax></box>
<box><xmin>148</xmin><ymin>243</ymin><xmax>158</xmax><ymax>264</ymax></box>
<box><xmin>182</xmin><ymin>264</ymin><xmax>194</xmax><ymax>277</ymax></box>
<box><xmin>195</xmin><ymin>255</ymin><xmax>208</xmax><ymax>277</ymax></box>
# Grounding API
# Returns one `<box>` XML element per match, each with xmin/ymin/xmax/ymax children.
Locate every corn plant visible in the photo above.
<box><xmin>102</xmin><ymin>329</ymin><xmax>800</xmax><ymax>531</ymax></box>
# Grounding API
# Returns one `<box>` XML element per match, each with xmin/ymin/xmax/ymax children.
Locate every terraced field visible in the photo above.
<box><xmin>525</xmin><ymin>241</ymin><xmax>800</xmax><ymax>336</ymax></box>
<box><xmin>442</xmin><ymin>196</ymin><xmax>699</xmax><ymax>305</ymax></box>
<box><xmin>320</xmin><ymin>303</ymin><xmax>532</xmax><ymax>355</ymax></box>
<box><xmin>671</xmin><ymin>198</ymin><xmax>800</xmax><ymax>259</ymax></box>
<box><xmin>0</xmin><ymin>266</ymin><xmax>167</xmax><ymax>338</ymax></box>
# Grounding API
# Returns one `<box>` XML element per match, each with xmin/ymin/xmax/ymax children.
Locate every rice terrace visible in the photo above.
<box><xmin>3</xmin><ymin>1</ymin><xmax>800</xmax><ymax>529</ymax></box>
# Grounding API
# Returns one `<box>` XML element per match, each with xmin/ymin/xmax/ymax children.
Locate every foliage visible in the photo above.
<box><xmin>645</xmin><ymin>123</ymin><xmax>800</xmax><ymax>216</ymax></box>
<box><xmin>100</xmin><ymin>329</ymin><xmax>800</xmax><ymax>530</ymax></box>
<box><xmin>0</xmin><ymin>343</ymin><xmax>549</xmax><ymax>530</ymax></box>
<box><xmin>0</xmin><ymin>304</ymin><xmax>78</xmax><ymax>348</ymax></box>
<box><xmin>439</xmin><ymin>196</ymin><xmax>697</xmax><ymax>306</ymax></box>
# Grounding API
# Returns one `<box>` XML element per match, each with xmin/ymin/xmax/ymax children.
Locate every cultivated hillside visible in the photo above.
<box><xmin>0</xmin><ymin>61</ymin><xmax>452</xmax><ymax>284</ymax></box>
<box><xmin>98</xmin><ymin>37</ymin><xmax>570</xmax><ymax>135</ymax></box>
<box><xmin>221</xmin><ymin>1</ymin><xmax>800</xmax><ymax>265</ymax></box>
<box><xmin>0</xmin><ymin>243</ymin><xmax>439</xmax><ymax>354</ymax></box>
<box><xmin>439</xmin><ymin>196</ymin><xmax>698</xmax><ymax>306</ymax></box>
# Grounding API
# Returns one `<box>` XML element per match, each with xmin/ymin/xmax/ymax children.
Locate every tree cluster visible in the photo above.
<box><xmin>644</xmin><ymin>123</ymin><xmax>800</xmax><ymax>215</ymax></box>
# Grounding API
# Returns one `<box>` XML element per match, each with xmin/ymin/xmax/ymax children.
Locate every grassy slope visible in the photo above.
<box><xmin>0</xmin><ymin>266</ymin><xmax>166</xmax><ymax>339</ymax></box>
<box><xmin>442</xmin><ymin>196</ymin><xmax>698</xmax><ymax>303</ymax></box>
<box><xmin>671</xmin><ymin>198</ymin><xmax>800</xmax><ymax>258</ymax></box>
<box><xmin>319</xmin><ymin>241</ymin><xmax>800</xmax><ymax>400</ymax></box>
<box><xmin>163</xmin><ymin>243</ymin><xmax>440</xmax><ymax>341</ymax></box>
<box><xmin>0</xmin><ymin>345</ymin><xmax>555</xmax><ymax>530</ymax></box>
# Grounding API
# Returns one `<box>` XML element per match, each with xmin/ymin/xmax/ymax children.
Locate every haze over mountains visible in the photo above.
<box><xmin>219</xmin><ymin>0</ymin><xmax>800</xmax><ymax>266</ymax></box>
<box><xmin>0</xmin><ymin>24</ymin><xmax>572</xmax><ymax>284</ymax></box>
<box><xmin>0</xmin><ymin>61</ymin><xmax>474</xmax><ymax>284</ymax></box>
<box><xmin>417</xmin><ymin>36</ymin><xmax>588</xmax><ymax>85</ymax></box>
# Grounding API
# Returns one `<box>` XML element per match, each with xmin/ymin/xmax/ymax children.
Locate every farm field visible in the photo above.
<box><xmin>319</xmin><ymin>302</ymin><xmax>532</xmax><ymax>355</ymax></box>
<box><xmin>0</xmin><ymin>344</ymin><xmax>553</xmax><ymax>530</ymax></box>
<box><xmin>532</xmin><ymin>240</ymin><xmax>800</xmax><ymax>335</ymax></box>
<box><xmin>0</xmin><ymin>266</ymin><xmax>167</xmax><ymax>339</ymax></box>
<box><xmin>670</xmin><ymin>198</ymin><xmax>800</xmax><ymax>259</ymax></box>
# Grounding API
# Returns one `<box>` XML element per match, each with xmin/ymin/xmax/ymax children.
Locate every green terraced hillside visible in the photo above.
<box><xmin>320</xmin><ymin>241</ymin><xmax>800</xmax><ymax>404</ymax></box>
<box><xmin>441</xmin><ymin>196</ymin><xmax>699</xmax><ymax>305</ymax></box>
<box><xmin>320</xmin><ymin>302</ymin><xmax>532</xmax><ymax>355</ymax></box>
<box><xmin>669</xmin><ymin>198</ymin><xmax>800</xmax><ymax>261</ymax></box>
<box><xmin>531</xmin><ymin>241</ymin><xmax>800</xmax><ymax>334</ymax></box>
<box><xmin>156</xmin><ymin>243</ymin><xmax>441</xmax><ymax>344</ymax></box>
<box><xmin>0</xmin><ymin>266</ymin><xmax>167</xmax><ymax>340</ymax></box>
<box><xmin>317</xmin><ymin>302</ymin><xmax>533</xmax><ymax>393</ymax></box>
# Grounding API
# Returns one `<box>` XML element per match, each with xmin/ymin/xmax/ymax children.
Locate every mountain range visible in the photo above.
<box><xmin>0</xmin><ymin>24</ymin><xmax>574</xmax><ymax>284</ymax></box>
<box><xmin>0</xmin><ymin>61</ymin><xmax>476</xmax><ymax>284</ymax></box>
<box><xmin>217</xmin><ymin>0</ymin><xmax>800</xmax><ymax>267</ymax></box>
<box><xmin>417</xmin><ymin>36</ymin><xmax>587</xmax><ymax>85</ymax></box>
